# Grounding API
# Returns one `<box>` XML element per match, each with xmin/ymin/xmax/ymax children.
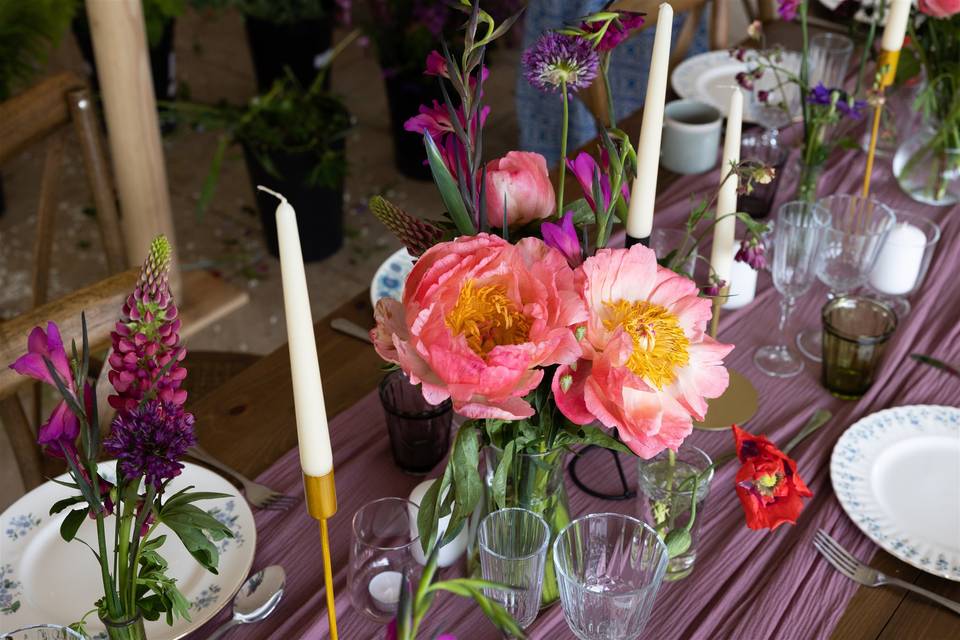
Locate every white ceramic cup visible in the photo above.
<box><xmin>660</xmin><ymin>99</ymin><xmax>723</xmax><ymax>175</ymax></box>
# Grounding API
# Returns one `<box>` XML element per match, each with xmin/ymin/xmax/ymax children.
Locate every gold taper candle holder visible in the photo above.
<box><xmin>304</xmin><ymin>472</ymin><xmax>338</xmax><ymax>640</ymax></box>
<box><xmin>862</xmin><ymin>49</ymin><xmax>901</xmax><ymax>199</ymax></box>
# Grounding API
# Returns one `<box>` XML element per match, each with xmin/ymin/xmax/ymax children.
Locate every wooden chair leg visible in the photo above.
<box><xmin>671</xmin><ymin>5</ymin><xmax>705</xmax><ymax>72</ymax></box>
<box><xmin>710</xmin><ymin>0</ymin><xmax>729</xmax><ymax>50</ymax></box>
<box><xmin>31</xmin><ymin>128</ymin><xmax>66</xmax><ymax>310</ymax></box>
<box><xmin>0</xmin><ymin>395</ymin><xmax>45</xmax><ymax>491</ymax></box>
<box><xmin>68</xmin><ymin>88</ymin><xmax>128</xmax><ymax>274</ymax></box>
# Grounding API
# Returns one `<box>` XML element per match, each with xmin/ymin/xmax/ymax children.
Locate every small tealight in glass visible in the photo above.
<box><xmin>821</xmin><ymin>296</ymin><xmax>897</xmax><ymax>399</ymax></box>
<box><xmin>867</xmin><ymin>212</ymin><xmax>941</xmax><ymax>317</ymax></box>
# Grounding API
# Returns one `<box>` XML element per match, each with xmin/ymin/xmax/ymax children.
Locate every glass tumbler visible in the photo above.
<box><xmin>637</xmin><ymin>444</ymin><xmax>714</xmax><ymax>581</ymax></box>
<box><xmin>379</xmin><ymin>370</ymin><xmax>453</xmax><ymax>474</ymax></box>
<box><xmin>1</xmin><ymin>626</ymin><xmax>86</xmax><ymax>640</ymax></box>
<box><xmin>553</xmin><ymin>513</ymin><xmax>668</xmax><ymax>640</ymax></box>
<box><xmin>650</xmin><ymin>228</ymin><xmax>698</xmax><ymax>277</ymax></box>
<box><xmin>867</xmin><ymin>212</ymin><xmax>941</xmax><ymax>317</ymax></box>
<box><xmin>796</xmin><ymin>194</ymin><xmax>896</xmax><ymax>362</ymax></box>
<box><xmin>738</xmin><ymin>129</ymin><xmax>789</xmax><ymax>219</ymax></box>
<box><xmin>821</xmin><ymin>296</ymin><xmax>897</xmax><ymax>399</ymax></box>
<box><xmin>478</xmin><ymin>508</ymin><xmax>550</xmax><ymax>632</ymax></box>
<box><xmin>349</xmin><ymin>497</ymin><xmax>422</xmax><ymax>623</ymax></box>
<box><xmin>809</xmin><ymin>33</ymin><xmax>854</xmax><ymax>89</ymax></box>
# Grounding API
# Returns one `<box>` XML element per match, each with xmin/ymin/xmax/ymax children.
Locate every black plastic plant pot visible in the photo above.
<box><xmin>244</xmin><ymin>17</ymin><xmax>333</xmax><ymax>93</ymax></box>
<box><xmin>383</xmin><ymin>73</ymin><xmax>444</xmax><ymax>181</ymax></box>
<box><xmin>243</xmin><ymin>147</ymin><xmax>344</xmax><ymax>263</ymax></box>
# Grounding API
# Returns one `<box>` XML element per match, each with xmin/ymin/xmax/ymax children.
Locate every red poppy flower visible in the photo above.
<box><xmin>732</xmin><ymin>425</ymin><xmax>813</xmax><ymax>530</ymax></box>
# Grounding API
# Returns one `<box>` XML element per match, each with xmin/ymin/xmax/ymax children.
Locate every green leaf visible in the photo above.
<box><xmin>565</xmin><ymin>198</ymin><xmax>595</xmax><ymax>226</ymax></box>
<box><xmin>555</xmin><ymin>423</ymin><xmax>632</xmax><ymax>454</ymax></box>
<box><xmin>50</xmin><ymin>495</ymin><xmax>86</xmax><ymax>515</ymax></box>
<box><xmin>428</xmin><ymin>579</ymin><xmax>526</xmax><ymax>638</ymax></box>
<box><xmin>424</xmin><ymin>132</ymin><xmax>475</xmax><ymax>236</ymax></box>
<box><xmin>60</xmin><ymin>507</ymin><xmax>87</xmax><ymax>542</ymax></box>
<box><xmin>416</xmin><ymin>466</ymin><xmax>449</xmax><ymax>555</ymax></box>
<box><xmin>491</xmin><ymin>439</ymin><xmax>515</xmax><ymax>510</ymax></box>
<box><xmin>446</xmin><ymin>424</ymin><xmax>482</xmax><ymax>546</ymax></box>
<box><xmin>196</xmin><ymin>134</ymin><xmax>229</xmax><ymax>220</ymax></box>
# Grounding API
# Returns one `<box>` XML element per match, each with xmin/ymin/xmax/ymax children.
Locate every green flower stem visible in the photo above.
<box><xmin>116</xmin><ymin>496</ymin><xmax>135</xmax><ymax>612</ymax></box>
<box><xmin>96</xmin><ymin>513</ymin><xmax>121</xmax><ymax>618</ymax></box>
<box><xmin>558</xmin><ymin>79</ymin><xmax>569</xmax><ymax>213</ymax></box>
<box><xmin>409</xmin><ymin>550</ymin><xmax>439</xmax><ymax>639</ymax></box>
<box><xmin>602</xmin><ymin>56</ymin><xmax>617</xmax><ymax>128</ymax></box>
<box><xmin>129</xmin><ymin>521</ymin><xmax>161</xmax><ymax>610</ymax></box>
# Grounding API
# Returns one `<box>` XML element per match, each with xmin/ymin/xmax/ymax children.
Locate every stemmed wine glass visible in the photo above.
<box><xmin>795</xmin><ymin>194</ymin><xmax>896</xmax><ymax>362</ymax></box>
<box><xmin>754</xmin><ymin>201</ymin><xmax>831</xmax><ymax>378</ymax></box>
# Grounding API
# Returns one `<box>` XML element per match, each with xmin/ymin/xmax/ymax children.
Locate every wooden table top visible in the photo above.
<box><xmin>188</xmin><ymin>18</ymin><xmax>959</xmax><ymax>640</ymax></box>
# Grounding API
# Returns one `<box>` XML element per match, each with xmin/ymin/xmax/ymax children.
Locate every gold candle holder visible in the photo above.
<box><xmin>862</xmin><ymin>49</ymin><xmax>901</xmax><ymax>198</ymax></box>
<box><xmin>304</xmin><ymin>472</ymin><xmax>339</xmax><ymax>640</ymax></box>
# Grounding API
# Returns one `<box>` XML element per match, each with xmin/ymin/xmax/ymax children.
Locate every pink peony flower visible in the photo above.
<box><xmin>371</xmin><ymin>233</ymin><xmax>586</xmax><ymax>420</ymax></box>
<box><xmin>552</xmin><ymin>244</ymin><xmax>733</xmax><ymax>458</ymax></box>
<box><xmin>919</xmin><ymin>0</ymin><xmax>960</xmax><ymax>17</ymax></box>
<box><xmin>485</xmin><ymin>151</ymin><xmax>556</xmax><ymax>228</ymax></box>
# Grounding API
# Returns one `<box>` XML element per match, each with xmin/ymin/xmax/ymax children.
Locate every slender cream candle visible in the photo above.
<box><xmin>709</xmin><ymin>88</ymin><xmax>743</xmax><ymax>287</ymax></box>
<box><xmin>260</xmin><ymin>186</ymin><xmax>333</xmax><ymax>477</ymax></box>
<box><xmin>880</xmin><ymin>0</ymin><xmax>911</xmax><ymax>52</ymax></box>
<box><xmin>626</xmin><ymin>2</ymin><xmax>673</xmax><ymax>242</ymax></box>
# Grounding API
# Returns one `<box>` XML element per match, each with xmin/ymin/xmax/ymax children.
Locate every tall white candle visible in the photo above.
<box><xmin>626</xmin><ymin>2</ymin><xmax>673</xmax><ymax>240</ymax></box>
<box><xmin>881</xmin><ymin>0</ymin><xmax>911</xmax><ymax>52</ymax></box>
<box><xmin>709</xmin><ymin>88</ymin><xmax>743</xmax><ymax>286</ymax></box>
<box><xmin>869</xmin><ymin>222</ymin><xmax>926</xmax><ymax>295</ymax></box>
<box><xmin>261</xmin><ymin>187</ymin><xmax>333</xmax><ymax>477</ymax></box>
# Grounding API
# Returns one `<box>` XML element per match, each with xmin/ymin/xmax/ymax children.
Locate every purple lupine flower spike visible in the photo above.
<box><xmin>108</xmin><ymin>235</ymin><xmax>188</xmax><ymax>412</ymax></box>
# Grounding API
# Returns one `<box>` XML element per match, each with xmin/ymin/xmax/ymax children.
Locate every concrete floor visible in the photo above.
<box><xmin>0</xmin><ymin>8</ymin><xmax>519</xmax><ymax>510</ymax></box>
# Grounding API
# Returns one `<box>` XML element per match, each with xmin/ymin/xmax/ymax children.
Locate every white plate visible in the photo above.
<box><xmin>0</xmin><ymin>462</ymin><xmax>256</xmax><ymax>638</ymax></box>
<box><xmin>371</xmin><ymin>247</ymin><xmax>415</xmax><ymax>309</ymax></box>
<box><xmin>831</xmin><ymin>405</ymin><xmax>960</xmax><ymax>581</ymax></box>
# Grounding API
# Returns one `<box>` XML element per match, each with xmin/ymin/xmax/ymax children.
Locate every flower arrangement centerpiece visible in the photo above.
<box><xmin>8</xmin><ymin>237</ymin><xmax>233</xmax><ymax>640</ymax></box>
<box><xmin>736</xmin><ymin>0</ymin><xmax>867</xmax><ymax>201</ymax></box>
<box><xmin>893</xmin><ymin>0</ymin><xmax>960</xmax><ymax>205</ymax></box>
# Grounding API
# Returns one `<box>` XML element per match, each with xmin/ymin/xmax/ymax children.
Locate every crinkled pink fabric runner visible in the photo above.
<box><xmin>192</xmin><ymin>140</ymin><xmax>960</xmax><ymax>639</ymax></box>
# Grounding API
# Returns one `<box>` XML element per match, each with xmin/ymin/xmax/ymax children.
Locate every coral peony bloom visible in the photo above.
<box><xmin>485</xmin><ymin>151</ymin><xmax>556</xmax><ymax>228</ymax></box>
<box><xmin>732</xmin><ymin>425</ymin><xmax>813</xmax><ymax>530</ymax></box>
<box><xmin>371</xmin><ymin>233</ymin><xmax>586</xmax><ymax>420</ymax></box>
<box><xmin>552</xmin><ymin>244</ymin><xmax>732</xmax><ymax>458</ymax></box>
<box><xmin>919</xmin><ymin>0</ymin><xmax>960</xmax><ymax>17</ymax></box>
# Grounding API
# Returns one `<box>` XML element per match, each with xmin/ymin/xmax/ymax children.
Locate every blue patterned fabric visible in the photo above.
<box><xmin>516</xmin><ymin>1</ymin><xmax>710</xmax><ymax>165</ymax></box>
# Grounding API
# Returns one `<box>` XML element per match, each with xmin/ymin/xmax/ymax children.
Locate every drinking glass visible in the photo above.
<box><xmin>748</xmin><ymin>50</ymin><xmax>807</xmax><ymax>144</ymax></box>
<box><xmin>796</xmin><ymin>195</ymin><xmax>896</xmax><ymax>361</ymax></box>
<box><xmin>553</xmin><ymin>513</ymin><xmax>668</xmax><ymax>640</ymax></box>
<box><xmin>737</xmin><ymin>129</ymin><xmax>789</xmax><ymax>219</ymax></box>
<box><xmin>867</xmin><ymin>213</ymin><xmax>941</xmax><ymax>317</ymax></box>
<box><xmin>809</xmin><ymin>33</ymin><xmax>854</xmax><ymax>89</ymax></box>
<box><xmin>650</xmin><ymin>228</ymin><xmax>697</xmax><ymax>277</ymax></box>
<box><xmin>821</xmin><ymin>296</ymin><xmax>897</xmax><ymax>399</ymax></box>
<box><xmin>637</xmin><ymin>444</ymin><xmax>713</xmax><ymax>581</ymax></box>
<box><xmin>2</xmin><ymin>626</ymin><xmax>86</xmax><ymax>640</ymax></box>
<box><xmin>349</xmin><ymin>497</ymin><xmax>422</xmax><ymax>623</ymax></box>
<box><xmin>754</xmin><ymin>201</ymin><xmax>831</xmax><ymax>378</ymax></box>
<box><xmin>379</xmin><ymin>369</ymin><xmax>453</xmax><ymax>474</ymax></box>
<box><xmin>478</xmin><ymin>508</ymin><xmax>550</xmax><ymax>632</ymax></box>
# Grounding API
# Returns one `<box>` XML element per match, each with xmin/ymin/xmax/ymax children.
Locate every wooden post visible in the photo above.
<box><xmin>84</xmin><ymin>0</ymin><xmax>180</xmax><ymax>295</ymax></box>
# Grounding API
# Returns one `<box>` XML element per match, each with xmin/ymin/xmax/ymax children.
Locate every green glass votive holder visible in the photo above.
<box><xmin>821</xmin><ymin>296</ymin><xmax>897</xmax><ymax>399</ymax></box>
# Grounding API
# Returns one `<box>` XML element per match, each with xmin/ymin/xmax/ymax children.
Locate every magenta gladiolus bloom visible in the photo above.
<box><xmin>582</xmin><ymin>11</ymin><xmax>645</xmax><ymax>52</ymax></box>
<box><xmin>542</xmin><ymin>211</ymin><xmax>583</xmax><ymax>267</ymax></box>
<box><xmin>566</xmin><ymin>151</ymin><xmax>629</xmax><ymax>214</ymax></box>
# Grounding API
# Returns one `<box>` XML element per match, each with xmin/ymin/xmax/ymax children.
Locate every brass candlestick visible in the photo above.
<box><xmin>862</xmin><ymin>49</ymin><xmax>900</xmax><ymax>198</ymax></box>
<box><xmin>304</xmin><ymin>472</ymin><xmax>339</xmax><ymax>640</ymax></box>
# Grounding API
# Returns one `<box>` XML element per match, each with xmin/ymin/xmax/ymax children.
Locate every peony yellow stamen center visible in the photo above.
<box><xmin>603</xmin><ymin>299</ymin><xmax>690</xmax><ymax>389</ymax></box>
<box><xmin>446</xmin><ymin>281</ymin><xmax>530</xmax><ymax>358</ymax></box>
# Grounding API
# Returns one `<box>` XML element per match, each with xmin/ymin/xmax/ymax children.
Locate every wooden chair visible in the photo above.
<box><xmin>579</xmin><ymin>0</ymin><xmax>731</xmax><ymax>128</ymax></box>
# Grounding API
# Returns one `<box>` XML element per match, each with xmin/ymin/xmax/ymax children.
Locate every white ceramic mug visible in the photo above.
<box><xmin>660</xmin><ymin>99</ymin><xmax>722</xmax><ymax>175</ymax></box>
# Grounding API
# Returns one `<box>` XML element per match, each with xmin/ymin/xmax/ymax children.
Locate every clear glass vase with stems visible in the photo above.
<box><xmin>637</xmin><ymin>444</ymin><xmax>714</xmax><ymax>581</ymax></box>
<box><xmin>893</xmin><ymin>121</ymin><xmax>960</xmax><ymax>207</ymax></box>
<box><xmin>469</xmin><ymin>446</ymin><xmax>571</xmax><ymax>609</ymax></box>
<box><xmin>99</xmin><ymin>614</ymin><xmax>147</xmax><ymax>640</ymax></box>
<box><xmin>795</xmin><ymin>194</ymin><xmax>896</xmax><ymax>362</ymax></box>
<box><xmin>754</xmin><ymin>200</ymin><xmax>831</xmax><ymax>378</ymax></box>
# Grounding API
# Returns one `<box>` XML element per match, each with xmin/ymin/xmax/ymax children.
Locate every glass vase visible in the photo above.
<box><xmin>794</xmin><ymin>159</ymin><xmax>824</xmax><ymax>203</ymax></box>
<box><xmin>893</xmin><ymin>122</ymin><xmax>960</xmax><ymax>207</ymax></box>
<box><xmin>468</xmin><ymin>446</ymin><xmax>571</xmax><ymax>609</ymax></box>
<box><xmin>99</xmin><ymin>614</ymin><xmax>147</xmax><ymax>640</ymax></box>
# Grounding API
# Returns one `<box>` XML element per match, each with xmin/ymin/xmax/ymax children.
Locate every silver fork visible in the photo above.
<box><xmin>814</xmin><ymin>529</ymin><xmax>960</xmax><ymax>615</ymax></box>
<box><xmin>188</xmin><ymin>445</ymin><xmax>298</xmax><ymax>511</ymax></box>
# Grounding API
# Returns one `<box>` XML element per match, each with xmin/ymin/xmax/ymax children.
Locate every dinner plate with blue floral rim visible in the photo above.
<box><xmin>831</xmin><ymin>405</ymin><xmax>960</xmax><ymax>581</ymax></box>
<box><xmin>0</xmin><ymin>461</ymin><xmax>255</xmax><ymax>639</ymax></box>
<box><xmin>370</xmin><ymin>247</ymin><xmax>416</xmax><ymax>309</ymax></box>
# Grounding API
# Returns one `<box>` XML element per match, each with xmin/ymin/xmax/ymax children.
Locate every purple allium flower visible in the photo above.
<box><xmin>104</xmin><ymin>401</ymin><xmax>196</xmax><ymax>490</ymax></box>
<box><xmin>777</xmin><ymin>0</ymin><xmax>801</xmax><ymax>21</ymax></box>
<box><xmin>735</xmin><ymin>71</ymin><xmax>754</xmax><ymax>91</ymax></box>
<box><xmin>523</xmin><ymin>32</ymin><xmax>599</xmax><ymax>93</ymax></box>
<box><xmin>541</xmin><ymin>211</ymin><xmax>583</xmax><ymax>267</ymax></box>
<box><xmin>735</xmin><ymin>237</ymin><xmax>767</xmax><ymax>271</ymax></box>
<box><xmin>582</xmin><ymin>11</ymin><xmax>645</xmax><ymax>52</ymax></box>
<box><xmin>108</xmin><ymin>236</ymin><xmax>187</xmax><ymax>412</ymax></box>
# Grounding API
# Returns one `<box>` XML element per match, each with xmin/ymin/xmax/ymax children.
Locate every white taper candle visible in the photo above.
<box><xmin>260</xmin><ymin>186</ymin><xmax>333</xmax><ymax>477</ymax></box>
<box><xmin>710</xmin><ymin>88</ymin><xmax>743</xmax><ymax>286</ymax></box>
<box><xmin>881</xmin><ymin>0</ymin><xmax>911</xmax><ymax>52</ymax></box>
<box><xmin>626</xmin><ymin>2</ymin><xmax>673</xmax><ymax>241</ymax></box>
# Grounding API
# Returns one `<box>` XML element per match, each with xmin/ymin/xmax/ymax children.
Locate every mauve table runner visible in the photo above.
<box><xmin>191</xmin><ymin>143</ymin><xmax>960</xmax><ymax>639</ymax></box>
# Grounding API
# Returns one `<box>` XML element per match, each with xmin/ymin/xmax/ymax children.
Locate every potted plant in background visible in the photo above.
<box><xmin>169</xmin><ymin>32</ymin><xmax>355</xmax><ymax>262</ymax></box>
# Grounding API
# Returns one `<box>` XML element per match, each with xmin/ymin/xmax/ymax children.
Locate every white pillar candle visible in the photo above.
<box><xmin>408</xmin><ymin>479</ymin><xmax>468</xmax><ymax>568</ymax></box>
<box><xmin>261</xmin><ymin>187</ymin><xmax>333</xmax><ymax>477</ymax></box>
<box><xmin>881</xmin><ymin>0</ymin><xmax>911</xmax><ymax>52</ymax></box>
<box><xmin>722</xmin><ymin>254</ymin><xmax>758</xmax><ymax>310</ymax></box>
<box><xmin>869</xmin><ymin>222</ymin><xmax>926</xmax><ymax>295</ymax></box>
<box><xmin>368</xmin><ymin>571</ymin><xmax>403</xmax><ymax>612</ymax></box>
<box><xmin>626</xmin><ymin>3</ymin><xmax>673</xmax><ymax>240</ymax></box>
<box><xmin>709</xmin><ymin>88</ymin><xmax>743</xmax><ymax>286</ymax></box>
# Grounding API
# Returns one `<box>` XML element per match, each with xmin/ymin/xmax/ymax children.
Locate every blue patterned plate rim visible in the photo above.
<box><xmin>370</xmin><ymin>247</ymin><xmax>416</xmax><ymax>310</ymax></box>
